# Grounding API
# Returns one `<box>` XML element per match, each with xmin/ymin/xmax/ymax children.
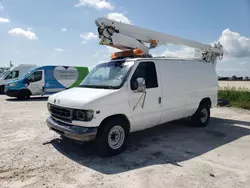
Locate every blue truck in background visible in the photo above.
<box><xmin>5</xmin><ymin>65</ymin><xmax>89</xmax><ymax>100</ymax></box>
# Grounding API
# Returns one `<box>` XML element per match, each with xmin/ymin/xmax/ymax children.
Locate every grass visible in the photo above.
<box><xmin>218</xmin><ymin>86</ymin><xmax>250</xmax><ymax>110</ymax></box>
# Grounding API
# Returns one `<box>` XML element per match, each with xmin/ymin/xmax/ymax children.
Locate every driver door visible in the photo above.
<box><xmin>27</xmin><ymin>70</ymin><xmax>44</xmax><ymax>95</ymax></box>
<box><xmin>128</xmin><ymin>61</ymin><xmax>162</xmax><ymax>131</ymax></box>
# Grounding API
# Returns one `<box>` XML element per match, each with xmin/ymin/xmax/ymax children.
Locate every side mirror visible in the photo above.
<box><xmin>23</xmin><ymin>78</ymin><xmax>29</xmax><ymax>84</ymax></box>
<box><xmin>136</xmin><ymin>77</ymin><xmax>146</xmax><ymax>92</ymax></box>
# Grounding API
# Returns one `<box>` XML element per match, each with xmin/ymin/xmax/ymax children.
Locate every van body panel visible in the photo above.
<box><xmin>156</xmin><ymin>59</ymin><xmax>218</xmax><ymax>124</ymax></box>
<box><xmin>5</xmin><ymin>65</ymin><xmax>89</xmax><ymax>97</ymax></box>
<box><xmin>43</xmin><ymin>66</ymin><xmax>89</xmax><ymax>94</ymax></box>
<box><xmin>46</xmin><ymin>57</ymin><xmax>218</xmax><ymax>138</ymax></box>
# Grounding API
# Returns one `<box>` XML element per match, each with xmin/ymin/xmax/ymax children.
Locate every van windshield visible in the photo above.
<box><xmin>19</xmin><ymin>67</ymin><xmax>37</xmax><ymax>80</ymax></box>
<box><xmin>79</xmin><ymin>60</ymin><xmax>134</xmax><ymax>89</ymax></box>
<box><xmin>0</xmin><ymin>70</ymin><xmax>10</xmax><ymax>79</ymax></box>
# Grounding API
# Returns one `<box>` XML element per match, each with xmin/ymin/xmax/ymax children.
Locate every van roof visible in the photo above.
<box><xmin>109</xmin><ymin>57</ymin><xmax>205</xmax><ymax>63</ymax></box>
<box><xmin>18</xmin><ymin>64</ymin><xmax>36</xmax><ymax>66</ymax></box>
<box><xmin>34</xmin><ymin>65</ymin><xmax>88</xmax><ymax>68</ymax></box>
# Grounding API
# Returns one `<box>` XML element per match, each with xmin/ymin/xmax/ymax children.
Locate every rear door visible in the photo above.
<box><xmin>27</xmin><ymin>70</ymin><xmax>44</xmax><ymax>95</ymax></box>
<box><xmin>128</xmin><ymin>61</ymin><xmax>162</xmax><ymax>131</ymax></box>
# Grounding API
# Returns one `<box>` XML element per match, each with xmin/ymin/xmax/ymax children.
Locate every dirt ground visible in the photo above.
<box><xmin>0</xmin><ymin>95</ymin><xmax>250</xmax><ymax>188</ymax></box>
<box><xmin>219</xmin><ymin>81</ymin><xmax>250</xmax><ymax>90</ymax></box>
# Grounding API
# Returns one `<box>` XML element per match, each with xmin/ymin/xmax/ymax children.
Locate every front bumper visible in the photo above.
<box><xmin>46</xmin><ymin>117</ymin><xmax>98</xmax><ymax>141</ymax></box>
<box><xmin>6</xmin><ymin>90</ymin><xmax>20</xmax><ymax>97</ymax></box>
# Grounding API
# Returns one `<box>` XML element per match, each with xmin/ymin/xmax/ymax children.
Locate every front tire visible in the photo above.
<box><xmin>17</xmin><ymin>90</ymin><xmax>31</xmax><ymax>100</ymax></box>
<box><xmin>0</xmin><ymin>85</ymin><xmax>5</xmax><ymax>94</ymax></box>
<box><xmin>191</xmin><ymin>103</ymin><xmax>210</xmax><ymax>127</ymax></box>
<box><xmin>95</xmin><ymin>117</ymin><xmax>129</xmax><ymax>157</ymax></box>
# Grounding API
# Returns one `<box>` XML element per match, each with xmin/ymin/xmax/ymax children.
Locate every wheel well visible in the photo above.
<box><xmin>17</xmin><ymin>89</ymin><xmax>31</xmax><ymax>99</ymax></box>
<box><xmin>97</xmin><ymin>114</ymin><xmax>131</xmax><ymax>137</ymax></box>
<box><xmin>20</xmin><ymin>89</ymin><xmax>31</xmax><ymax>95</ymax></box>
<box><xmin>0</xmin><ymin>85</ymin><xmax>5</xmax><ymax>94</ymax></box>
<box><xmin>200</xmin><ymin>97</ymin><xmax>212</xmax><ymax>108</ymax></box>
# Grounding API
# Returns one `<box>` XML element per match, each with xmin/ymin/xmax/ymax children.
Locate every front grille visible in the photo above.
<box><xmin>50</xmin><ymin>105</ymin><xmax>73</xmax><ymax>123</ymax></box>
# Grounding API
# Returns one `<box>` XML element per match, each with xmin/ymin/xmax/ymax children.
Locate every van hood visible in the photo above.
<box><xmin>48</xmin><ymin>87</ymin><xmax>117</xmax><ymax>109</ymax></box>
<box><xmin>7</xmin><ymin>79</ymin><xmax>19</xmax><ymax>84</ymax></box>
<box><xmin>0</xmin><ymin>78</ymin><xmax>20</xmax><ymax>86</ymax></box>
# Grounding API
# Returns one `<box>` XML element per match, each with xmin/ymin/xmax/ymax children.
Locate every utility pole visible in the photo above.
<box><xmin>10</xmin><ymin>61</ymin><xmax>13</xmax><ymax>68</ymax></box>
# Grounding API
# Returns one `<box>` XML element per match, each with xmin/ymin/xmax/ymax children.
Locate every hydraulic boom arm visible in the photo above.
<box><xmin>95</xmin><ymin>17</ymin><xmax>223</xmax><ymax>63</ymax></box>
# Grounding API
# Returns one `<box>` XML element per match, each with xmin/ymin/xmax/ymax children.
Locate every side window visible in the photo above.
<box><xmin>28</xmin><ymin>71</ymin><xmax>42</xmax><ymax>82</ymax></box>
<box><xmin>131</xmin><ymin>62</ymin><xmax>158</xmax><ymax>90</ymax></box>
<box><xmin>4</xmin><ymin>71</ymin><xmax>19</xmax><ymax>80</ymax></box>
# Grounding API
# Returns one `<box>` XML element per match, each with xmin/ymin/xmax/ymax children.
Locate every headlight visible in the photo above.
<box><xmin>86</xmin><ymin>110</ymin><xmax>94</xmax><ymax>121</ymax></box>
<box><xmin>75</xmin><ymin>110</ymin><xmax>94</xmax><ymax>121</ymax></box>
<box><xmin>9</xmin><ymin>83</ymin><xmax>17</xmax><ymax>87</ymax></box>
<box><xmin>76</xmin><ymin>110</ymin><xmax>86</xmax><ymax>121</ymax></box>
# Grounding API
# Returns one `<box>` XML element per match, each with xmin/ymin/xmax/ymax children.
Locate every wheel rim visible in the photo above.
<box><xmin>108</xmin><ymin>125</ymin><xmax>125</xmax><ymax>150</ymax></box>
<box><xmin>200</xmin><ymin>108</ymin><xmax>208</xmax><ymax>123</ymax></box>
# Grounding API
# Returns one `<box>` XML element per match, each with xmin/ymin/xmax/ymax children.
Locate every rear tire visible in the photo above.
<box><xmin>0</xmin><ymin>85</ymin><xmax>5</xmax><ymax>94</ymax></box>
<box><xmin>17</xmin><ymin>90</ymin><xmax>31</xmax><ymax>100</ymax></box>
<box><xmin>191</xmin><ymin>103</ymin><xmax>210</xmax><ymax>127</ymax></box>
<box><xmin>95</xmin><ymin>117</ymin><xmax>129</xmax><ymax>157</ymax></box>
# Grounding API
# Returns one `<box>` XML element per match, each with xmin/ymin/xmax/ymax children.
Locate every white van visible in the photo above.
<box><xmin>46</xmin><ymin>57</ymin><xmax>217</xmax><ymax>157</ymax></box>
<box><xmin>0</xmin><ymin>64</ymin><xmax>36</xmax><ymax>94</ymax></box>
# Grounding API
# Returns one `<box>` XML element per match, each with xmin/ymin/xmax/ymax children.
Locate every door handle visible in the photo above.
<box><xmin>158</xmin><ymin>97</ymin><xmax>162</xmax><ymax>104</ymax></box>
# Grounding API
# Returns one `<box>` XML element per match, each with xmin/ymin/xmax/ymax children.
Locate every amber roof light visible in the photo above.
<box><xmin>111</xmin><ymin>49</ymin><xmax>144</xmax><ymax>59</ymax></box>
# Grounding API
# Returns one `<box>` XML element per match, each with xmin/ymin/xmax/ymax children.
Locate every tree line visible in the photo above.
<box><xmin>218</xmin><ymin>76</ymin><xmax>250</xmax><ymax>81</ymax></box>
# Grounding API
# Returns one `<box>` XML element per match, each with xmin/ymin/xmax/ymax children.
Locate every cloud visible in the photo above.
<box><xmin>92</xmin><ymin>47</ymin><xmax>119</xmax><ymax>58</ymax></box>
<box><xmin>8</xmin><ymin>28</ymin><xmax>38</xmax><ymax>40</ymax></box>
<box><xmin>217</xmin><ymin>68</ymin><xmax>245</xmax><ymax>72</ymax></box>
<box><xmin>159</xmin><ymin>47</ymin><xmax>199</xmax><ymax>58</ymax></box>
<box><xmin>158</xmin><ymin>29</ymin><xmax>250</xmax><ymax>61</ymax></box>
<box><xmin>218</xmin><ymin>29</ymin><xmax>250</xmax><ymax>58</ymax></box>
<box><xmin>0</xmin><ymin>17</ymin><xmax>10</xmax><ymax>23</ymax></box>
<box><xmin>107</xmin><ymin>13</ymin><xmax>132</xmax><ymax>24</ymax></box>
<box><xmin>107</xmin><ymin>46</ymin><xmax>120</xmax><ymax>53</ymax></box>
<box><xmin>61</xmin><ymin>28</ymin><xmax>67</xmax><ymax>32</ymax></box>
<box><xmin>54</xmin><ymin>48</ymin><xmax>64</xmax><ymax>52</ymax></box>
<box><xmin>216</xmin><ymin>55</ymin><xmax>250</xmax><ymax>76</ymax></box>
<box><xmin>75</xmin><ymin>0</ymin><xmax>114</xmax><ymax>10</ymax></box>
<box><xmin>0</xmin><ymin>5</ymin><xmax>4</xmax><ymax>10</ymax></box>
<box><xmin>80</xmin><ymin>32</ymin><xmax>98</xmax><ymax>43</ymax></box>
<box><xmin>239</xmin><ymin>62</ymin><xmax>249</xmax><ymax>65</ymax></box>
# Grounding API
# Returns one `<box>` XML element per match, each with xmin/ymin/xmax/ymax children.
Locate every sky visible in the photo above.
<box><xmin>0</xmin><ymin>0</ymin><xmax>250</xmax><ymax>77</ymax></box>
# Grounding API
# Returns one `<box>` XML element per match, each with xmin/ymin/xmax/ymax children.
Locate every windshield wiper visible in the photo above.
<box><xmin>78</xmin><ymin>85</ymin><xmax>95</xmax><ymax>88</ymax></box>
<box><xmin>79</xmin><ymin>85</ymin><xmax>116</xmax><ymax>89</ymax></box>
